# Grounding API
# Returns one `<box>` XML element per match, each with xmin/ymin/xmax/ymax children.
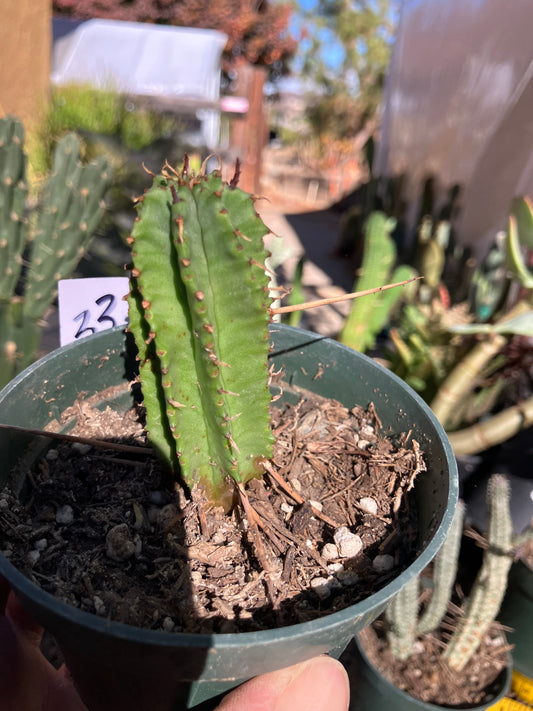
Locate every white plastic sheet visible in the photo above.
<box><xmin>377</xmin><ymin>0</ymin><xmax>533</xmax><ymax>258</ymax></box>
<box><xmin>51</xmin><ymin>19</ymin><xmax>227</xmax><ymax>148</ymax></box>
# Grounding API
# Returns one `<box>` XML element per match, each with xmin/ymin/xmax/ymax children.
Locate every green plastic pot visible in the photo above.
<box><xmin>0</xmin><ymin>325</ymin><xmax>458</xmax><ymax>710</ymax></box>
<box><xmin>499</xmin><ymin>559</ymin><xmax>533</xmax><ymax>677</ymax></box>
<box><xmin>349</xmin><ymin>635</ymin><xmax>511</xmax><ymax>711</ymax></box>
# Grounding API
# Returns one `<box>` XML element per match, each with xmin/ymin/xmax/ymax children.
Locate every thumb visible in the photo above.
<box><xmin>215</xmin><ymin>656</ymin><xmax>349</xmax><ymax>711</ymax></box>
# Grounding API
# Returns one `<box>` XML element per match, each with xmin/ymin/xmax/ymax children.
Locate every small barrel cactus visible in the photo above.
<box><xmin>127</xmin><ymin>160</ymin><xmax>274</xmax><ymax>509</ymax></box>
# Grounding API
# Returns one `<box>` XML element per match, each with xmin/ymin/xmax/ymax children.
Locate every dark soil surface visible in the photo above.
<box><xmin>358</xmin><ymin>620</ymin><xmax>509</xmax><ymax>708</ymax></box>
<box><xmin>0</xmin><ymin>388</ymin><xmax>425</xmax><ymax>635</ymax></box>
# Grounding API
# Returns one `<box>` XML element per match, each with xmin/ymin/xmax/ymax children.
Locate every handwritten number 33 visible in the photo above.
<box><xmin>73</xmin><ymin>294</ymin><xmax>117</xmax><ymax>339</ymax></box>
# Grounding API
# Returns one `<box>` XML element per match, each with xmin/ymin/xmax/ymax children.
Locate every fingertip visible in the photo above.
<box><xmin>276</xmin><ymin>656</ymin><xmax>350</xmax><ymax>711</ymax></box>
<box><xmin>6</xmin><ymin>591</ymin><xmax>43</xmax><ymax>645</ymax></box>
<box><xmin>0</xmin><ymin>576</ymin><xmax>9</xmax><ymax>614</ymax></box>
<box><xmin>215</xmin><ymin>655</ymin><xmax>350</xmax><ymax>711</ymax></box>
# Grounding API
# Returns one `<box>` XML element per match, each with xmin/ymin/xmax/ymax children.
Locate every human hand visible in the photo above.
<box><xmin>0</xmin><ymin>575</ymin><xmax>87</xmax><ymax>710</ymax></box>
<box><xmin>215</xmin><ymin>655</ymin><xmax>350</xmax><ymax>711</ymax></box>
<box><xmin>0</xmin><ymin>577</ymin><xmax>349</xmax><ymax>711</ymax></box>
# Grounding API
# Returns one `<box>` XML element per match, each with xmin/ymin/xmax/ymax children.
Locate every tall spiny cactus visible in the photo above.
<box><xmin>127</xmin><ymin>161</ymin><xmax>274</xmax><ymax>509</ymax></box>
<box><xmin>385</xmin><ymin>475</ymin><xmax>533</xmax><ymax>669</ymax></box>
<box><xmin>339</xmin><ymin>212</ymin><xmax>417</xmax><ymax>352</ymax></box>
<box><xmin>443</xmin><ymin>475</ymin><xmax>513</xmax><ymax>671</ymax></box>
<box><xmin>0</xmin><ymin>117</ymin><xmax>27</xmax><ymax>302</ymax></box>
<box><xmin>23</xmin><ymin>133</ymin><xmax>113</xmax><ymax>321</ymax></box>
<box><xmin>0</xmin><ymin>116</ymin><xmax>113</xmax><ymax>387</ymax></box>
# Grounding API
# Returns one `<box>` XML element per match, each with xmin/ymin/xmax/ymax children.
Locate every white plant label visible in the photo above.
<box><xmin>58</xmin><ymin>277</ymin><xmax>129</xmax><ymax>346</ymax></box>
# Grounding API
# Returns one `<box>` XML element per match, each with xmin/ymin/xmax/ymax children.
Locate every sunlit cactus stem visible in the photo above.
<box><xmin>443</xmin><ymin>474</ymin><xmax>513</xmax><ymax>671</ymax></box>
<box><xmin>127</xmin><ymin>159</ymin><xmax>274</xmax><ymax>508</ymax></box>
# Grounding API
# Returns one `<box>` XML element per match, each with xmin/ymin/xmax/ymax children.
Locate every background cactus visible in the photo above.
<box><xmin>127</xmin><ymin>161</ymin><xmax>274</xmax><ymax>509</ymax></box>
<box><xmin>385</xmin><ymin>475</ymin><xmax>532</xmax><ymax>670</ymax></box>
<box><xmin>0</xmin><ymin>116</ymin><xmax>113</xmax><ymax>387</ymax></box>
<box><xmin>339</xmin><ymin>211</ymin><xmax>417</xmax><ymax>352</ymax></box>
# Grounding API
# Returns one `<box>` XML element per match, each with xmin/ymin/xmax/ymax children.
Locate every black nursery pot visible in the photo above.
<box><xmin>499</xmin><ymin>559</ymin><xmax>533</xmax><ymax>677</ymax></box>
<box><xmin>0</xmin><ymin>325</ymin><xmax>458</xmax><ymax>711</ymax></box>
<box><xmin>349</xmin><ymin>635</ymin><xmax>511</xmax><ymax>711</ymax></box>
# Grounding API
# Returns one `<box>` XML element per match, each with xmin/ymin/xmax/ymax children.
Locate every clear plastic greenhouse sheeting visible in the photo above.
<box><xmin>376</xmin><ymin>0</ymin><xmax>533</xmax><ymax>258</ymax></box>
<box><xmin>51</xmin><ymin>19</ymin><xmax>228</xmax><ymax>148</ymax></box>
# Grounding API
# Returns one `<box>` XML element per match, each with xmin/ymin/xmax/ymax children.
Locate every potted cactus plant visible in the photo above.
<box><xmin>0</xmin><ymin>160</ymin><xmax>458</xmax><ymax>710</ymax></box>
<box><xmin>350</xmin><ymin>474</ymin><xmax>533</xmax><ymax>710</ymax></box>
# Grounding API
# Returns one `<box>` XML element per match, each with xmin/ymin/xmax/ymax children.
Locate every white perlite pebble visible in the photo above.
<box><xmin>327</xmin><ymin>562</ymin><xmax>344</xmax><ymax>574</ymax></box>
<box><xmin>310</xmin><ymin>577</ymin><xmax>332</xmax><ymax>600</ymax></box>
<box><xmin>280</xmin><ymin>502</ymin><xmax>294</xmax><ymax>516</ymax></box>
<box><xmin>162</xmin><ymin>617</ymin><xmax>175</xmax><ymax>632</ymax></box>
<box><xmin>27</xmin><ymin>550</ymin><xmax>41</xmax><ymax>566</ymax></box>
<box><xmin>337</xmin><ymin>569</ymin><xmax>359</xmax><ymax>587</ymax></box>
<box><xmin>321</xmin><ymin>543</ymin><xmax>339</xmax><ymax>561</ymax></box>
<box><xmin>373</xmin><ymin>554</ymin><xmax>395</xmax><ymax>573</ymax></box>
<box><xmin>46</xmin><ymin>449</ymin><xmax>59</xmax><ymax>461</ymax></box>
<box><xmin>93</xmin><ymin>596</ymin><xmax>106</xmax><ymax>615</ymax></box>
<box><xmin>106</xmin><ymin>524</ymin><xmax>135</xmax><ymax>562</ymax></box>
<box><xmin>56</xmin><ymin>504</ymin><xmax>74</xmax><ymax>524</ymax></box>
<box><xmin>34</xmin><ymin>538</ymin><xmax>48</xmax><ymax>551</ymax></box>
<box><xmin>72</xmin><ymin>442</ymin><xmax>91</xmax><ymax>455</ymax></box>
<box><xmin>333</xmin><ymin>526</ymin><xmax>363</xmax><ymax>558</ymax></box>
<box><xmin>359</xmin><ymin>497</ymin><xmax>378</xmax><ymax>515</ymax></box>
<box><xmin>309</xmin><ymin>500</ymin><xmax>323</xmax><ymax>512</ymax></box>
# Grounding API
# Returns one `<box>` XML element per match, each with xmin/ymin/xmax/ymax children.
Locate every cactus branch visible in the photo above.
<box><xmin>417</xmin><ymin>500</ymin><xmax>465</xmax><ymax>635</ymax></box>
<box><xmin>385</xmin><ymin>577</ymin><xmax>419</xmax><ymax>661</ymax></box>
<box><xmin>447</xmin><ymin>393</ymin><xmax>533</xmax><ymax>455</ymax></box>
<box><xmin>443</xmin><ymin>475</ymin><xmax>513</xmax><ymax>671</ymax></box>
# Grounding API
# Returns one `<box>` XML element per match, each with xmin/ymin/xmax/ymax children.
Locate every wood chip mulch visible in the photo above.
<box><xmin>0</xmin><ymin>387</ymin><xmax>425</xmax><ymax>635</ymax></box>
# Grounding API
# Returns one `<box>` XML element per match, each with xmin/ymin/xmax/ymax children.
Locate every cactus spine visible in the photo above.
<box><xmin>127</xmin><ymin>162</ymin><xmax>274</xmax><ymax>508</ymax></box>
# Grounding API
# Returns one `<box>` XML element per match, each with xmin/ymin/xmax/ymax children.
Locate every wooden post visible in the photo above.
<box><xmin>230</xmin><ymin>63</ymin><xmax>267</xmax><ymax>194</ymax></box>
<box><xmin>0</xmin><ymin>0</ymin><xmax>51</xmax><ymax>125</ymax></box>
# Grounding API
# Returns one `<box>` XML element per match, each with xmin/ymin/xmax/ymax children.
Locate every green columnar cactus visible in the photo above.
<box><xmin>384</xmin><ymin>577</ymin><xmax>419</xmax><ymax>661</ymax></box>
<box><xmin>127</xmin><ymin>162</ymin><xmax>274</xmax><ymax>508</ymax></box>
<box><xmin>0</xmin><ymin>117</ymin><xmax>27</xmax><ymax>302</ymax></box>
<box><xmin>339</xmin><ymin>212</ymin><xmax>417</xmax><ymax>352</ymax></box>
<box><xmin>23</xmin><ymin>133</ymin><xmax>113</xmax><ymax>321</ymax></box>
<box><xmin>384</xmin><ymin>475</ymin><xmax>533</xmax><ymax>670</ymax></box>
<box><xmin>443</xmin><ymin>475</ymin><xmax>513</xmax><ymax>671</ymax></box>
<box><xmin>416</xmin><ymin>500</ymin><xmax>465</xmax><ymax>634</ymax></box>
<box><xmin>0</xmin><ymin>116</ymin><xmax>113</xmax><ymax>387</ymax></box>
<box><xmin>385</xmin><ymin>501</ymin><xmax>465</xmax><ymax>659</ymax></box>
